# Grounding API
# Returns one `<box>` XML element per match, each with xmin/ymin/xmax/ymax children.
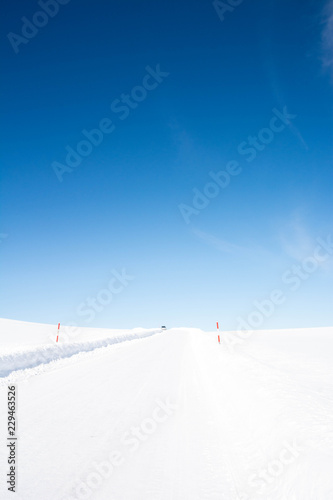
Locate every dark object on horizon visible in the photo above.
<box><xmin>161</xmin><ymin>326</ymin><xmax>167</xmax><ymax>330</ymax></box>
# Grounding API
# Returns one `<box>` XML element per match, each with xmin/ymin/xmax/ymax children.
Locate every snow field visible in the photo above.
<box><xmin>0</xmin><ymin>321</ymin><xmax>332</xmax><ymax>499</ymax></box>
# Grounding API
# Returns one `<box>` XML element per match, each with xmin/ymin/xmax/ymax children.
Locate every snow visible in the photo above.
<box><xmin>0</xmin><ymin>319</ymin><xmax>333</xmax><ymax>499</ymax></box>
<box><xmin>0</xmin><ymin>323</ymin><xmax>162</xmax><ymax>378</ymax></box>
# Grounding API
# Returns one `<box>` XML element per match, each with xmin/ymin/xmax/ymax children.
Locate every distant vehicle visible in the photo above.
<box><xmin>161</xmin><ymin>326</ymin><xmax>167</xmax><ymax>330</ymax></box>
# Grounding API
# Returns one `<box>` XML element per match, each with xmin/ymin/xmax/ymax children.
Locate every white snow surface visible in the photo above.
<box><xmin>0</xmin><ymin>318</ymin><xmax>333</xmax><ymax>500</ymax></box>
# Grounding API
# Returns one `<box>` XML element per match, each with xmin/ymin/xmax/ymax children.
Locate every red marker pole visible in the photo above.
<box><xmin>217</xmin><ymin>322</ymin><xmax>220</xmax><ymax>344</ymax></box>
<box><xmin>56</xmin><ymin>323</ymin><xmax>60</xmax><ymax>343</ymax></box>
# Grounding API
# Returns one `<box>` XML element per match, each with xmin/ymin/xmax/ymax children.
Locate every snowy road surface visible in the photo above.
<box><xmin>0</xmin><ymin>321</ymin><xmax>333</xmax><ymax>499</ymax></box>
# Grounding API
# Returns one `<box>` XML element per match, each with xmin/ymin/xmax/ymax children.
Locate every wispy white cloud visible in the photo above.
<box><xmin>277</xmin><ymin>212</ymin><xmax>314</xmax><ymax>262</ymax></box>
<box><xmin>191</xmin><ymin>229</ymin><xmax>278</xmax><ymax>264</ymax></box>
<box><xmin>322</xmin><ymin>1</ymin><xmax>333</xmax><ymax>73</ymax></box>
<box><xmin>191</xmin><ymin>228</ymin><xmax>245</xmax><ymax>255</ymax></box>
<box><xmin>277</xmin><ymin>212</ymin><xmax>333</xmax><ymax>272</ymax></box>
<box><xmin>167</xmin><ymin>118</ymin><xmax>196</xmax><ymax>169</ymax></box>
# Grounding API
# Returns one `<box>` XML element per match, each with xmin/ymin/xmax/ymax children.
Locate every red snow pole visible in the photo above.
<box><xmin>56</xmin><ymin>323</ymin><xmax>60</xmax><ymax>343</ymax></box>
<box><xmin>217</xmin><ymin>322</ymin><xmax>220</xmax><ymax>343</ymax></box>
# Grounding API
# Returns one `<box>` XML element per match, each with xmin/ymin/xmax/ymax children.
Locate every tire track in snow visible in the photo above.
<box><xmin>240</xmin><ymin>350</ymin><xmax>333</xmax><ymax>406</ymax></box>
<box><xmin>190</xmin><ymin>334</ymin><xmax>244</xmax><ymax>499</ymax></box>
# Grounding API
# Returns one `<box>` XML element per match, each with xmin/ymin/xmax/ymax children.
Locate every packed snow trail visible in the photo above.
<box><xmin>0</xmin><ymin>326</ymin><xmax>332</xmax><ymax>499</ymax></box>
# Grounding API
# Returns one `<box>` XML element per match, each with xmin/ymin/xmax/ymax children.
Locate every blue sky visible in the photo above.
<box><xmin>1</xmin><ymin>0</ymin><xmax>332</xmax><ymax>331</ymax></box>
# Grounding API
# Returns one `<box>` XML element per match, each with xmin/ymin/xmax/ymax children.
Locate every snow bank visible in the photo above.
<box><xmin>0</xmin><ymin>327</ymin><xmax>162</xmax><ymax>378</ymax></box>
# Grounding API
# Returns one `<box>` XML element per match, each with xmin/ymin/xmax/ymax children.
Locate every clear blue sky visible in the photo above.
<box><xmin>1</xmin><ymin>0</ymin><xmax>332</xmax><ymax>330</ymax></box>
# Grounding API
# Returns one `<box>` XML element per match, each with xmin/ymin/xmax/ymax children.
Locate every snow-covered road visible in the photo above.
<box><xmin>0</xmin><ymin>323</ymin><xmax>333</xmax><ymax>499</ymax></box>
